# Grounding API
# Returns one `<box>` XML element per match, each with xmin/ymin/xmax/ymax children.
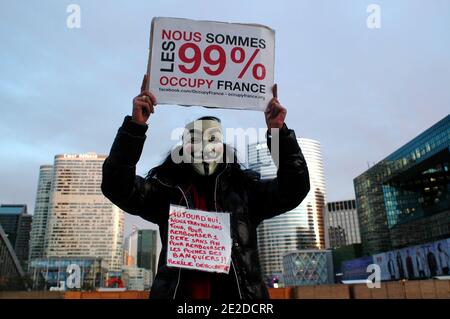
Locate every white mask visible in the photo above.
<box><xmin>182</xmin><ymin>118</ymin><xmax>223</xmax><ymax>176</ymax></box>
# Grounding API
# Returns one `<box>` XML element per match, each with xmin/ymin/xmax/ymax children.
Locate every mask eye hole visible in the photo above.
<box><xmin>190</xmin><ymin>135</ymin><xmax>202</xmax><ymax>144</ymax></box>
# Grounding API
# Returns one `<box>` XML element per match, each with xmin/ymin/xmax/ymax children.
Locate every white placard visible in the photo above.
<box><xmin>147</xmin><ymin>17</ymin><xmax>275</xmax><ymax>111</ymax></box>
<box><xmin>167</xmin><ymin>205</ymin><xmax>232</xmax><ymax>274</ymax></box>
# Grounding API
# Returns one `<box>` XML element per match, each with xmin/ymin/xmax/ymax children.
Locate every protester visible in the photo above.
<box><xmin>101</xmin><ymin>74</ymin><xmax>310</xmax><ymax>299</ymax></box>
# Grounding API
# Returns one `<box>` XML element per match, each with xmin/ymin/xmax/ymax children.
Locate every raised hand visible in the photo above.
<box><xmin>265</xmin><ymin>84</ymin><xmax>287</xmax><ymax>129</ymax></box>
<box><xmin>132</xmin><ymin>74</ymin><xmax>157</xmax><ymax>124</ymax></box>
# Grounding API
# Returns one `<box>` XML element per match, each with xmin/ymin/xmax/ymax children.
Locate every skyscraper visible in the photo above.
<box><xmin>0</xmin><ymin>204</ymin><xmax>32</xmax><ymax>270</ymax></box>
<box><xmin>137</xmin><ymin>230</ymin><xmax>157</xmax><ymax>273</ymax></box>
<box><xmin>248</xmin><ymin>138</ymin><xmax>326</xmax><ymax>282</ymax></box>
<box><xmin>354</xmin><ymin>115</ymin><xmax>450</xmax><ymax>255</ymax></box>
<box><xmin>0</xmin><ymin>224</ymin><xmax>25</xmax><ymax>289</ymax></box>
<box><xmin>28</xmin><ymin>165</ymin><xmax>53</xmax><ymax>264</ymax></box>
<box><xmin>325</xmin><ymin>200</ymin><xmax>361</xmax><ymax>249</ymax></box>
<box><xmin>125</xmin><ymin>228</ymin><xmax>158</xmax><ymax>280</ymax></box>
<box><xmin>33</xmin><ymin>153</ymin><xmax>124</xmax><ymax>272</ymax></box>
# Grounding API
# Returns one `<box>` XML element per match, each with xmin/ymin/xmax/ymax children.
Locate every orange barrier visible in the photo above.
<box><xmin>64</xmin><ymin>291</ymin><xmax>149</xmax><ymax>299</ymax></box>
<box><xmin>293</xmin><ymin>284</ymin><xmax>351</xmax><ymax>299</ymax></box>
<box><xmin>0</xmin><ymin>291</ymin><xmax>64</xmax><ymax>299</ymax></box>
<box><xmin>0</xmin><ymin>280</ymin><xmax>448</xmax><ymax>299</ymax></box>
<box><xmin>271</xmin><ymin>280</ymin><xmax>449</xmax><ymax>299</ymax></box>
<box><xmin>267</xmin><ymin>287</ymin><xmax>294</xmax><ymax>299</ymax></box>
<box><xmin>349</xmin><ymin>280</ymin><xmax>449</xmax><ymax>299</ymax></box>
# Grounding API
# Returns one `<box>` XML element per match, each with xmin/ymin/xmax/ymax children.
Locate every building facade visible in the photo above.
<box><xmin>28</xmin><ymin>165</ymin><xmax>54</xmax><ymax>265</ymax></box>
<box><xmin>326</xmin><ymin>200</ymin><xmax>361</xmax><ymax>249</ymax></box>
<box><xmin>0</xmin><ymin>224</ymin><xmax>25</xmax><ymax>290</ymax></box>
<box><xmin>32</xmin><ymin>153</ymin><xmax>124</xmax><ymax>273</ymax></box>
<box><xmin>354</xmin><ymin>115</ymin><xmax>450</xmax><ymax>255</ymax></box>
<box><xmin>125</xmin><ymin>229</ymin><xmax>158</xmax><ymax>281</ymax></box>
<box><xmin>283</xmin><ymin>250</ymin><xmax>334</xmax><ymax>287</ymax></box>
<box><xmin>342</xmin><ymin>238</ymin><xmax>449</xmax><ymax>281</ymax></box>
<box><xmin>122</xmin><ymin>266</ymin><xmax>152</xmax><ymax>291</ymax></box>
<box><xmin>0</xmin><ymin>204</ymin><xmax>32</xmax><ymax>270</ymax></box>
<box><xmin>248</xmin><ymin>138</ymin><xmax>326</xmax><ymax>283</ymax></box>
<box><xmin>29</xmin><ymin>257</ymin><xmax>108</xmax><ymax>290</ymax></box>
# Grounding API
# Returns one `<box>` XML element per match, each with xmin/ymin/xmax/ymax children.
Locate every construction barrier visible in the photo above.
<box><xmin>64</xmin><ymin>291</ymin><xmax>150</xmax><ymax>299</ymax></box>
<box><xmin>0</xmin><ymin>280</ymin><xmax>448</xmax><ymax>299</ymax></box>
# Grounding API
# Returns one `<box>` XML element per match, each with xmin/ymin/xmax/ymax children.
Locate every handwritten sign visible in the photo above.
<box><xmin>167</xmin><ymin>205</ymin><xmax>232</xmax><ymax>274</ymax></box>
<box><xmin>147</xmin><ymin>17</ymin><xmax>275</xmax><ymax>111</ymax></box>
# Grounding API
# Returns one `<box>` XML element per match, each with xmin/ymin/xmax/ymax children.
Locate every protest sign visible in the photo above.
<box><xmin>147</xmin><ymin>17</ymin><xmax>275</xmax><ymax>111</ymax></box>
<box><xmin>167</xmin><ymin>205</ymin><xmax>232</xmax><ymax>274</ymax></box>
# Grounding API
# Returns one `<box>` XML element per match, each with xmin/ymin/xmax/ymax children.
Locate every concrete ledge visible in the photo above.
<box><xmin>64</xmin><ymin>291</ymin><xmax>150</xmax><ymax>299</ymax></box>
<box><xmin>386</xmin><ymin>281</ymin><xmax>406</xmax><ymax>299</ymax></box>
<box><xmin>404</xmin><ymin>281</ymin><xmax>421</xmax><ymax>299</ymax></box>
<box><xmin>1</xmin><ymin>280</ymin><xmax>448</xmax><ymax>299</ymax></box>
<box><xmin>268</xmin><ymin>287</ymin><xmax>294</xmax><ymax>299</ymax></box>
<box><xmin>351</xmin><ymin>284</ymin><xmax>372</xmax><ymax>299</ymax></box>
<box><xmin>433</xmin><ymin>280</ymin><xmax>449</xmax><ymax>299</ymax></box>
<box><xmin>294</xmin><ymin>286</ymin><xmax>316</xmax><ymax>299</ymax></box>
<box><xmin>292</xmin><ymin>284</ymin><xmax>350</xmax><ymax>299</ymax></box>
<box><xmin>420</xmin><ymin>280</ymin><xmax>437</xmax><ymax>299</ymax></box>
<box><xmin>0</xmin><ymin>291</ymin><xmax>64</xmax><ymax>299</ymax></box>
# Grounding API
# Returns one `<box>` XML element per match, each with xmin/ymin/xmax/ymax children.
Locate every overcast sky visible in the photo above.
<box><xmin>1</xmin><ymin>0</ymin><xmax>449</xmax><ymax>237</ymax></box>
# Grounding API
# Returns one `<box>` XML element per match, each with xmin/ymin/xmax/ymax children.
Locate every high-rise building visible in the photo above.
<box><xmin>325</xmin><ymin>200</ymin><xmax>361</xmax><ymax>249</ymax></box>
<box><xmin>0</xmin><ymin>204</ymin><xmax>32</xmax><ymax>270</ymax></box>
<box><xmin>137</xmin><ymin>230</ymin><xmax>157</xmax><ymax>273</ymax></box>
<box><xmin>125</xmin><ymin>229</ymin><xmax>158</xmax><ymax>280</ymax></box>
<box><xmin>248</xmin><ymin>138</ymin><xmax>326</xmax><ymax>283</ymax></box>
<box><xmin>34</xmin><ymin>153</ymin><xmax>124</xmax><ymax>272</ymax></box>
<box><xmin>0</xmin><ymin>224</ymin><xmax>25</xmax><ymax>289</ymax></box>
<box><xmin>125</xmin><ymin>227</ymin><xmax>138</xmax><ymax>266</ymax></box>
<box><xmin>354</xmin><ymin>115</ymin><xmax>450</xmax><ymax>255</ymax></box>
<box><xmin>123</xmin><ymin>236</ymin><xmax>132</xmax><ymax>266</ymax></box>
<box><xmin>28</xmin><ymin>165</ymin><xmax>53</xmax><ymax>265</ymax></box>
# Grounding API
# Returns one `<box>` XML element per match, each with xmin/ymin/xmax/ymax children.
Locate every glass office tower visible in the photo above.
<box><xmin>29</xmin><ymin>165</ymin><xmax>54</xmax><ymax>265</ymax></box>
<box><xmin>354</xmin><ymin>115</ymin><xmax>450</xmax><ymax>255</ymax></box>
<box><xmin>126</xmin><ymin>229</ymin><xmax>158</xmax><ymax>281</ymax></box>
<box><xmin>248</xmin><ymin>137</ymin><xmax>326</xmax><ymax>283</ymax></box>
<box><xmin>0</xmin><ymin>205</ymin><xmax>32</xmax><ymax>270</ymax></box>
<box><xmin>326</xmin><ymin>200</ymin><xmax>361</xmax><ymax>249</ymax></box>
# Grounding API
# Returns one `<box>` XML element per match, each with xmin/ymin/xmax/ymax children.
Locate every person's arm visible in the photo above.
<box><xmin>101</xmin><ymin>75</ymin><xmax>167</xmax><ymax>224</ymax></box>
<box><xmin>247</xmin><ymin>85</ymin><xmax>310</xmax><ymax>225</ymax></box>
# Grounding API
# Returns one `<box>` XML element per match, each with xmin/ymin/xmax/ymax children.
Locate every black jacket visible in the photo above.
<box><xmin>101</xmin><ymin>116</ymin><xmax>310</xmax><ymax>299</ymax></box>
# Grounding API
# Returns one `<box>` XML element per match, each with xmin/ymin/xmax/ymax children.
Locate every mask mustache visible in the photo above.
<box><xmin>185</xmin><ymin>143</ymin><xmax>223</xmax><ymax>162</ymax></box>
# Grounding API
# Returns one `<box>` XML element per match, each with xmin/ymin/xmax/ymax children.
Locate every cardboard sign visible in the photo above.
<box><xmin>167</xmin><ymin>205</ymin><xmax>232</xmax><ymax>274</ymax></box>
<box><xmin>147</xmin><ymin>17</ymin><xmax>275</xmax><ymax>111</ymax></box>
